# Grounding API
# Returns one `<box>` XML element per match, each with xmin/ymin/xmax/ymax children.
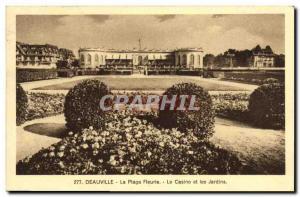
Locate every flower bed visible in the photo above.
<box><xmin>26</xmin><ymin>92</ymin><xmax>65</xmax><ymax>121</ymax></box>
<box><xmin>24</xmin><ymin>91</ymin><xmax>251</xmax><ymax>123</ymax></box>
<box><xmin>17</xmin><ymin>110</ymin><xmax>242</xmax><ymax>175</ymax></box>
<box><xmin>211</xmin><ymin>92</ymin><xmax>250</xmax><ymax>122</ymax></box>
<box><xmin>223</xmin><ymin>71</ymin><xmax>284</xmax><ymax>85</ymax></box>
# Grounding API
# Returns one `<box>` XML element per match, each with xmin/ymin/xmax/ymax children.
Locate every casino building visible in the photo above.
<box><xmin>78</xmin><ymin>47</ymin><xmax>204</xmax><ymax>70</ymax></box>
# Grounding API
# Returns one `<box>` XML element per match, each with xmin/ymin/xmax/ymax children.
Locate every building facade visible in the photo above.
<box><xmin>16</xmin><ymin>42</ymin><xmax>75</xmax><ymax>69</ymax></box>
<box><xmin>78</xmin><ymin>48</ymin><xmax>204</xmax><ymax>69</ymax></box>
<box><xmin>251</xmin><ymin>45</ymin><xmax>275</xmax><ymax>68</ymax></box>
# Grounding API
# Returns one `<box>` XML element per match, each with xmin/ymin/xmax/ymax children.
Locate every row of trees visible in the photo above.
<box><xmin>204</xmin><ymin>45</ymin><xmax>285</xmax><ymax>68</ymax></box>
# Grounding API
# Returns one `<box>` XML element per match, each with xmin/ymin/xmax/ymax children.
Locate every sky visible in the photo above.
<box><xmin>16</xmin><ymin>14</ymin><xmax>285</xmax><ymax>56</ymax></box>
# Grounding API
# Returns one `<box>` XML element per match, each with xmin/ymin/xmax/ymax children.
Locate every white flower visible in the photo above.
<box><xmin>81</xmin><ymin>143</ymin><xmax>89</xmax><ymax>149</ymax></box>
<box><xmin>147</xmin><ymin>151</ymin><xmax>152</xmax><ymax>157</ymax></box>
<box><xmin>92</xmin><ymin>142</ymin><xmax>100</xmax><ymax>149</ymax></box>
<box><xmin>49</xmin><ymin>152</ymin><xmax>55</xmax><ymax>157</ymax></box>
<box><xmin>59</xmin><ymin>145</ymin><xmax>65</xmax><ymax>151</ymax></box>
<box><xmin>57</xmin><ymin>152</ymin><xmax>64</xmax><ymax>157</ymax></box>
<box><xmin>58</xmin><ymin>161</ymin><xmax>65</xmax><ymax>169</ymax></box>
<box><xmin>89</xmin><ymin>126</ymin><xmax>94</xmax><ymax>130</ymax></box>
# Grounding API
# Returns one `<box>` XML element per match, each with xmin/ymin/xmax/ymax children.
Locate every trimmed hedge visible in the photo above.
<box><xmin>64</xmin><ymin>80</ymin><xmax>113</xmax><ymax>132</ymax></box>
<box><xmin>57</xmin><ymin>69</ymin><xmax>75</xmax><ymax>78</ymax></box>
<box><xmin>16</xmin><ymin>84</ymin><xmax>28</xmax><ymax>125</ymax></box>
<box><xmin>158</xmin><ymin>83</ymin><xmax>215</xmax><ymax>140</ymax></box>
<box><xmin>147</xmin><ymin>70</ymin><xmax>202</xmax><ymax>76</ymax></box>
<box><xmin>17</xmin><ymin>68</ymin><xmax>57</xmax><ymax>82</ymax></box>
<box><xmin>98</xmin><ymin>70</ymin><xmax>132</xmax><ymax>75</ymax></box>
<box><xmin>248</xmin><ymin>83</ymin><xmax>285</xmax><ymax>129</ymax></box>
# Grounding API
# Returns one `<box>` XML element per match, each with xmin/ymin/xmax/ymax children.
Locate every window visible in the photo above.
<box><xmin>95</xmin><ymin>54</ymin><xmax>99</xmax><ymax>62</ymax></box>
<box><xmin>190</xmin><ymin>54</ymin><xmax>195</xmax><ymax>65</ymax></box>
<box><xmin>87</xmin><ymin>54</ymin><xmax>92</xmax><ymax>65</ymax></box>
<box><xmin>178</xmin><ymin>55</ymin><xmax>181</xmax><ymax>65</ymax></box>
<box><xmin>101</xmin><ymin>55</ymin><xmax>103</xmax><ymax>64</ymax></box>
<box><xmin>182</xmin><ymin>54</ymin><xmax>187</xmax><ymax>65</ymax></box>
<box><xmin>80</xmin><ymin>54</ymin><xmax>85</xmax><ymax>63</ymax></box>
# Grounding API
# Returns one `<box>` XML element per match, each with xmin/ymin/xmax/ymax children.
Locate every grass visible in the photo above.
<box><xmin>34</xmin><ymin>76</ymin><xmax>245</xmax><ymax>91</ymax></box>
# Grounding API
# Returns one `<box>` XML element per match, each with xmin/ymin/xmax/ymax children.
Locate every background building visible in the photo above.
<box><xmin>251</xmin><ymin>45</ymin><xmax>275</xmax><ymax>68</ymax></box>
<box><xmin>16</xmin><ymin>42</ymin><xmax>75</xmax><ymax>69</ymax></box>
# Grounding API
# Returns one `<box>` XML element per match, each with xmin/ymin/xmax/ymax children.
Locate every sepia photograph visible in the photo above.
<box><xmin>6</xmin><ymin>6</ymin><xmax>295</xmax><ymax>192</ymax></box>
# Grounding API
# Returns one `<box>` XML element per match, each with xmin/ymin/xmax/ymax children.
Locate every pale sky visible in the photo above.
<box><xmin>17</xmin><ymin>14</ymin><xmax>285</xmax><ymax>56</ymax></box>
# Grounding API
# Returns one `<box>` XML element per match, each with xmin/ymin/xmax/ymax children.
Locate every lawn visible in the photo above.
<box><xmin>34</xmin><ymin>76</ymin><xmax>245</xmax><ymax>91</ymax></box>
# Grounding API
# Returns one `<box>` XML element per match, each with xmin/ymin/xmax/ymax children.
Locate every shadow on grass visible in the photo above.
<box><xmin>24</xmin><ymin>123</ymin><xmax>67</xmax><ymax>138</ymax></box>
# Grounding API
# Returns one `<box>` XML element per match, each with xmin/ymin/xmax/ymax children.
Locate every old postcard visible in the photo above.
<box><xmin>6</xmin><ymin>6</ymin><xmax>294</xmax><ymax>192</ymax></box>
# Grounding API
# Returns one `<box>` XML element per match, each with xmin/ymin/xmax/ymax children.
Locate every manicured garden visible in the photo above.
<box><xmin>16</xmin><ymin>78</ymin><xmax>285</xmax><ymax>175</ymax></box>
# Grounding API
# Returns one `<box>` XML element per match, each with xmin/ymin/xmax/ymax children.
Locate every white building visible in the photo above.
<box><xmin>78</xmin><ymin>47</ymin><xmax>204</xmax><ymax>69</ymax></box>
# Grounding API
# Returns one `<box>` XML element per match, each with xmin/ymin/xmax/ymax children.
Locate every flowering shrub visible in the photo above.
<box><xmin>249</xmin><ymin>83</ymin><xmax>285</xmax><ymax>129</ymax></box>
<box><xmin>16</xmin><ymin>84</ymin><xmax>28</xmax><ymax>125</ymax></box>
<box><xmin>17</xmin><ymin>110</ymin><xmax>242</xmax><ymax>175</ymax></box>
<box><xmin>211</xmin><ymin>92</ymin><xmax>249</xmax><ymax>122</ymax></box>
<box><xmin>27</xmin><ymin>92</ymin><xmax>65</xmax><ymax>121</ymax></box>
<box><xmin>64</xmin><ymin>80</ymin><xmax>113</xmax><ymax>132</ymax></box>
<box><xmin>158</xmin><ymin>83</ymin><xmax>215</xmax><ymax>140</ymax></box>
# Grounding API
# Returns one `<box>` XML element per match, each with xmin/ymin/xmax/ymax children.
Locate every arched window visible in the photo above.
<box><xmin>182</xmin><ymin>54</ymin><xmax>187</xmax><ymax>65</ymax></box>
<box><xmin>95</xmin><ymin>54</ymin><xmax>99</xmax><ymax>63</ymax></box>
<box><xmin>190</xmin><ymin>54</ymin><xmax>194</xmax><ymax>65</ymax></box>
<box><xmin>80</xmin><ymin>54</ymin><xmax>85</xmax><ymax>63</ymax></box>
<box><xmin>87</xmin><ymin>54</ymin><xmax>92</xmax><ymax>65</ymax></box>
<box><xmin>100</xmin><ymin>55</ymin><xmax>103</xmax><ymax>64</ymax></box>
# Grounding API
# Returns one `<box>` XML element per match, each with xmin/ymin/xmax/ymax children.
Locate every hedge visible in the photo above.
<box><xmin>158</xmin><ymin>83</ymin><xmax>215</xmax><ymax>140</ymax></box>
<box><xmin>17</xmin><ymin>68</ymin><xmax>57</xmax><ymax>82</ymax></box>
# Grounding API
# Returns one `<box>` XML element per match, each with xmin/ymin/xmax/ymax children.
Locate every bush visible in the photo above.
<box><xmin>16</xmin><ymin>84</ymin><xmax>28</xmax><ymax>125</ymax></box>
<box><xmin>16</xmin><ymin>68</ymin><xmax>57</xmax><ymax>82</ymax></box>
<box><xmin>64</xmin><ymin>80</ymin><xmax>113</xmax><ymax>132</ymax></box>
<box><xmin>17</xmin><ymin>110</ymin><xmax>242</xmax><ymax>175</ymax></box>
<box><xmin>248</xmin><ymin>83</ymin><xmax>285</xmax><ymax>129</ymax></box>
<box><xmin>158</xmin><ymin>83</ymin><xmax>215</xmax><ymax>140</ymax></box>
<box><xmin>57</xmin><ymin>69</ymin><xmax>75</xmax><ymax>78</ymax></box>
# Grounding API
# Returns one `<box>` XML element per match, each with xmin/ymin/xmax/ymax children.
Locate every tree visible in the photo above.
<box><xmin>214</xmin><ymin>54</ymin><xmax>227</xmax><ymax>68</ymax></box>
<box><xmin>203</xmin><ymin>54</ymin><xmax>215</xmax><ymax>68</ymax></box>
<box><xmin>274</xmin><ymin>54</ymin><xmax>285</xmax><ymax>67</ymax></box>
<box><xmin>56</xmin><ymin>60</ymin><xmax>69</xmax><ymax>69</ymax></box>
<box><xmin>71</xmin><ymin>59</ymin><xmax>80</xmax><ymax>68</ymax></box>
